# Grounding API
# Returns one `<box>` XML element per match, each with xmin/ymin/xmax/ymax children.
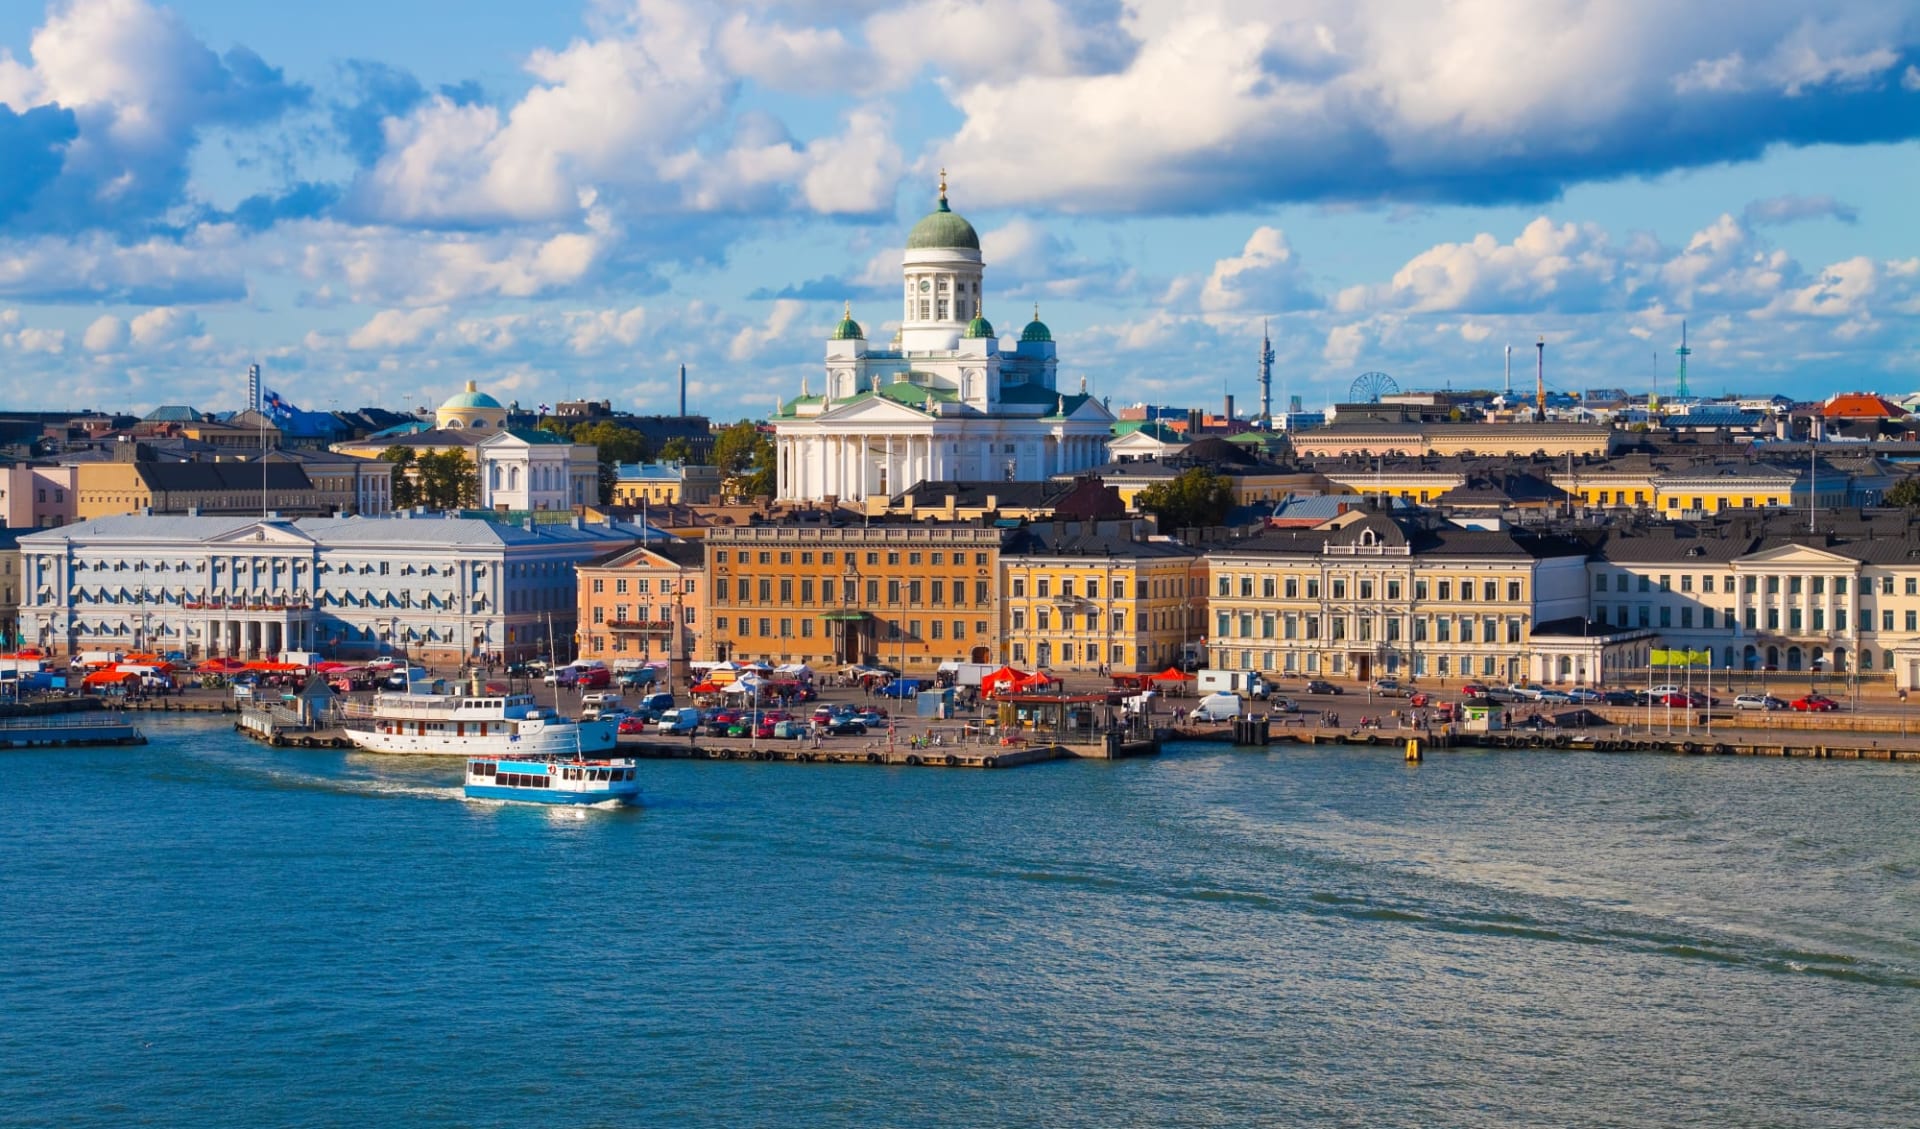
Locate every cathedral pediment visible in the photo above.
<box><xmin>812</xmin><ymin>395</ymin><xmax>938</xmax><ymax>424</ymax></box>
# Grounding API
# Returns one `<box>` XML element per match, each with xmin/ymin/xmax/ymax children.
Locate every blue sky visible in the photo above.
<box><xmin>1</xmin><ymin>0</ymin><xmax>1917</xmax><ymax>418</ymax></box>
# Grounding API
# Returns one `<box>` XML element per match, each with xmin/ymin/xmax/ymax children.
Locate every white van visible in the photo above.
<box><xmin>1188</xmin><ymin>692</ymin><xmax>1243</xmax><ymax>723</ymax></box>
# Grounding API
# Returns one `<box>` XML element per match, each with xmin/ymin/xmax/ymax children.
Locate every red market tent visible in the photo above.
<box><xmin>979</xmin><ymin>665</ymin><xmax>1029</xmax><ymax>694</ymax></box>
<box><xmin>83</xmin><ymin>670</ymin><xmax>139</xmax><ymax>688</ymax></box>
<box><xmin>1012</xmin><ymin>672</ymin><xmax>1056</xmax><ymax>692</ymax></box>
<box><xmin>245</xmin><ymin>661</ymin><xmax>305</xmax><ymax>672</ymax></box>
<box><xmin>197</xmin><ymin>658</ymin><xmax>248</xmax><ymax>673</ymax></box>
<box><xmin>1150</xmin><ymin>667</ymin><xmax>1195</xmax><ymax>682</ymax></box>
<box><xmin>689</xmin><ymin>681</ymin><xmax>723</xmax><ymax>695</ymax></box>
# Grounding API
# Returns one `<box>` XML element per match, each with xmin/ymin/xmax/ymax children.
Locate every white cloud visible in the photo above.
<box><xmin>1198</xmin><ymin>226</ymin><xmax>1318</xmax><ymax>318</ymax></box>
<box><xmin>567</xmin><ymin>304</ymin><xmax>648</xmax><ymax>354</ymax></box>
<box><xmin>347</xmin><ymin>306</ymin><xmax>448</xmax><ymax>350</ymax></box>
<box><xmin>1340</xmin><ymin>218</ymin><xmax>1620</xmax><ymax>315</ymax></box>
<box><xmin>81</xmin><ymin>313</ymin><xmax>127</xmax><ymax>352</ymax></box>
<box><xmin>728</xmin><ymin>298</ymin><xmax>806</xmax><ymax>361</ymax></box>
<box><xmin>129</xmin><ymin>305</ymin><xmax>202</xmax><ymax>347</ymax></box>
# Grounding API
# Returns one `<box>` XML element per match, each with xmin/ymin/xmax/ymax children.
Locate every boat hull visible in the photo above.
<box><xmin>341</xmin><ymin>720</ymin><xmax>618</xmax><ymax>758</ymax></box>
<box><xmin>463</xmin><ymin>783</ymin><xmax>640</xmax><ymax>806</ymax></box>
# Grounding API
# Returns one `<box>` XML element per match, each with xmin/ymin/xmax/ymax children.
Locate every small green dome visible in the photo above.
<box><xmin>906</xmin><ymin>176</ymin><xmax>980</xmax><ymax>251</ymax></box>
<box><xmin>831</xmin><ymin>302</ymin><xmax>864</xmax><ymax>340</ymax></box>
<box><xmin>1020</xmin><ymin>305</ymin><xmax>1052</xmax><ymax>343</ymax></box>
<box><xmin>965</xmin><ymin>312</ymin><xmax>995</xmax><ymax>338</ymax></box>
<box><xmin>440</xmin><ymin>381</ymin><xmax>503</xmax><ymax>410</ymax></box>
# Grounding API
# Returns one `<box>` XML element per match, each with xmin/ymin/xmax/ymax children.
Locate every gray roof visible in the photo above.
<box><xmin>19</xmin><ymin>513</ymin><xmax>651</xmax><ymax>550</ymax></box>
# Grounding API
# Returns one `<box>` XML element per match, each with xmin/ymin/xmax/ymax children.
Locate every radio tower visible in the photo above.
<box><xmin>1258</xmin><ymin>321</ymin><xmax>1274</xmax><ymax>427</ymax></box>
<box><xmin>1674</xmin><ymin>320</ymin><xmax>1692</xmax><ymax>400</ymax></box>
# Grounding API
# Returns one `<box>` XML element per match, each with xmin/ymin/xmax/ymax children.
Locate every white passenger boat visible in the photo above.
<box><xmin>464</xmin><ymin>754</ymin><xmax>640</xmax><ymax>806</ymax></box>
<box><xmin>339</xmin><ymin>687</ymin><xmax>616</xmax><ymax>757</ymax></box>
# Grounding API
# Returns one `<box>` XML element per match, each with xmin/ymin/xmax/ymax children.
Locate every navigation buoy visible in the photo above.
<box><xmin>1405</xmin><ymin>738</ymin><xmax>1423</xmax><ymax>763</ymax></box>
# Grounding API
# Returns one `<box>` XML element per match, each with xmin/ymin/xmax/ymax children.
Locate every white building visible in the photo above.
<box><xmin>773</xmin><ymin>178</ymin><xmax>1114</xmax><ymax>502</ymax></box>
<box><xmin>17</xmin><ymin>513</ymin><xmax>653</xmax><ymax>665</ymax></box>
<box><xmin>476</xmin><ymin>430</ymin><xmax>591</xmax><ymax>511</ymax></box>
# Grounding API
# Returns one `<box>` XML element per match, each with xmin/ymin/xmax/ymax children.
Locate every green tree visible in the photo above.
<box><xmin>378</xmin><ymin>446</ymin><xmax>419</xmax><ymax>508</ymax></box>
<box><xmin>414</xmin><ymin>449</ymin><xmax>477</xmax><ymax>510</ymax></box>
<box><xmin>1887</xmin><ymin>476</ymin><xmax>1920</xmax><ymax>508</ymax></box>
<box><xmin>658</xmin><ymin>436</ymin><xmax>698</xmax><ymax>464</ymax></box>
<box><xmin>1135</xmin><ymin>467</ymin><xmax>1234</xmax><ymax>531</ymax></box>
<box><xmin>711</xmin><ymin>420</ymin><xmax>775</xmax><ymax>499</ymax></box>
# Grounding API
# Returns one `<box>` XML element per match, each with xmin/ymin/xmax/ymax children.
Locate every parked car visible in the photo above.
<box><xmin>1647</xmin><ymin>684</ymin><xmax>1682</xmax><ymax>697</ymax></box>
<box><xmin>705</xmin><ymin>709</ymin><xmax>742</xmax><ymax>735</ymax></box>
<box><xmin>1304</xmin><ymin>680</ymin><xmax>1341</xmax><ymax>696</ymax></box>
<box><xmin>1735</xmin><ymin>694</ymin><xmax>1787</xmax><ymax>711</ymax></box>
<box><xmin>1508</xmin><ymin>683</ymin><xmax>1548</xmax><ymax>701</ymax></box>
<box><xmin>1535</xmin><ymin>689</ymin><xmax>1572</xmax><ymax>704</ymax></box>
<box><xmin>1408</xmin><ymin>691</ymin><xmax>1432</xmax><ymax>708</ymax></box>
<box><xmin>617</xmin><ymin>715</ymin><xmax>648</xmax><ymax>735</ymax></box>
<box><xmin>653</xmin><ymin>708</ymin><xmax>700</xmax><ymax>735</ymax></box>
<box><xmin>1653</xmin><ymin>692</ymin><xmax>1692</xmax><ymax>708</ymax></box>
<box><xmin>823</xmin><ymin>718</ymin><xmax>868</xmax><ymax>736</ymax></box>
<box><xmin>1791</xmin><ymin>694</ymin><xmax>1839</xmax><ymax>712</ymax></box>
<box><xmin>1566</xmin><ymin>688</ymin><xmax>1604</xmax><ymax>704</ymax></box>
<box><xmin>1459</xmin><ymin>683</ymin><xmax>1490</xmax><ymax>700</ymax></box>
<box><xmin>1370</xmin><ymin>678</ymin><xmax>1408</xmax><ymax>697</ymax></box>
<box><xmin>1484</xmin><ymin>687</ymin><xmax>1524</xmax><ymax>703</ymax></box>
<box><xmin>853</xmin><ymin>709</ymin><xmax>889</xmax><ymax>729</ymax></box>
<box><xmin>1601</xmin><ymin>690</ymin><xmax>1639</xmax><ymax>706</ymax></box>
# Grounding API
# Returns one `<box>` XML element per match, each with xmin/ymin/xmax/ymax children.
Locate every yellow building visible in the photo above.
<box><xmin>1549</xmin><ymin>458</ymin><xmax>1794</xmax><ymax>513</ymax></box>
<box><xmin>1291</xmin><ymin>420</ymin><xmax>1615</xmax><ymax>459</ymax></box>
<box><xmin>999</xmin><ymin>521</ymin><xmax>1202</xmax><ymax>673</ymax></box>
<box><xmin>1315</xmin><ymin>463</ymin><xmax>1465</xmax><ymax>504</ymax></box>
<box><xmin>74</xmin><ymin>461</ymin><xmax>149</xmax><ymax>520</ymax></box>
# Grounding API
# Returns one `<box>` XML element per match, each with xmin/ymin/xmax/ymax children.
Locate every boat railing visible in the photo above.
<box><xmin>0</xmin><ymin>711</ymin><xmax>134</xmax><ymax>731</ymax></box>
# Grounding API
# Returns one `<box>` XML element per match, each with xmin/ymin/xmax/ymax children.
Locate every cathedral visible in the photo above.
<box><xmin>772</xmin><ymin>177</ymin><xmax>1114</xmax><ymax>503</ymax></box>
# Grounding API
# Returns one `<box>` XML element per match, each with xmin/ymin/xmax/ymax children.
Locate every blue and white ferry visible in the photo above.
<box><xmin>464</xmin><ymin>754</ymin><xmax>641</xmax><ymax>806</ymax></box>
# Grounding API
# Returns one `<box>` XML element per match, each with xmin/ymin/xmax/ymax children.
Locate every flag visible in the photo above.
<box><xmin>537</xmin><ymin>403</ymin><xmax>552</xmax><ymax>415</ymax></box>
<box><xmin>261</xmin><ymin>389</ymin><xmax>295</xmax><ymax>420</ymax></box>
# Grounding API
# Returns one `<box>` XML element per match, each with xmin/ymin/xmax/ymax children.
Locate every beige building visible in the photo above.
<box><xmin>1203</xmin><ymin>510</ymin><xmax>1590</xmax><ymax>685</ymax></box>
<box><xmin>1290</xmin><ymin>420</ymin><xmax>1615</xmax><ymax>460</ymax></box>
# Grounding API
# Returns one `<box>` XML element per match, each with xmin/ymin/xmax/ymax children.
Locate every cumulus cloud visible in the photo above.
<box><xmin>0</xmin><ymin>0</ymin><xmax>308</xmax><ymax>232</ymax></box>
<box><xmin>1197</xmin><ymin>226</ymin><xmax>1319</xmax><ymax>317</ymax></box>
<box><xmin>1337</xmin><ymin>218</ymin><xmax>1623</xmax><ymax>315</ymax></box>
<box><xmin>347</xmin><ymin>306</ymin><xmax>448</xmax><ymax>350</ymax></box>
<box><xmin>928</xmin><ymin>0</ymin><xmax>1920</xmax><ymax>213</ymax></box>
<box><xmin>81</xmin><ymin>313</ymin><xmax>127</xmax><ymax>352</ymax></box>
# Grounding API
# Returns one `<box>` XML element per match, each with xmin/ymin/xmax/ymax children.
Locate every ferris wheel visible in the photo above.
<box><xmin>1349</xmin><ymin>371</ymin><xmax>1399</xmax><ymax>403</ymax></box>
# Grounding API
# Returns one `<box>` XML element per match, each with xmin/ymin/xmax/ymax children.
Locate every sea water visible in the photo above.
<box><xmin>3</xmin><ymin>717</ymin><xmax>1916</xmax><ymax>1127</ymax></box>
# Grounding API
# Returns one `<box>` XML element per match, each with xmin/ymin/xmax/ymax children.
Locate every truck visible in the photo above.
<box><xmin>1188</xmin><ymin>692</ymin><xmax>1243</xmax><ymax>723</ymax></box>
<box><xmin>280</xmin><ymin>651</ymin><xmax>324</xmax><ymax>669</ymax></box>
<box><xmin>1196</xmin><ymin>669</ymin><xmax>1267</xmax><ymax>699</ymax></box>
<box><xmin>940</xmin><ymin>662</ymin><xmax>999</xmax><ymax>688</ymax></box>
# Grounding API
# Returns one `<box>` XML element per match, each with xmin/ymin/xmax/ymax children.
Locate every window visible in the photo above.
<box><xmin>1506</xmin><ymin>581</ymin><xmax>1521</xmax><ymax>601</ymax></box>
<box><xmin>1908</xmin><ymin>578</ymin><xmax>1918</xmax><ymax>596</ymax></box>
<box><xmin>1438</xmin><ymin>581</ymin><xmax>1452</xmax><ymax>600</ymax></box>
<box><xmin>1014</xmin><ymin>578</ymin><xmax>1027</xmax><ymax>598</ymax></box>
<box><xmin>1359</xmin><ymin>580</ymin><xmax>1374</xmax><ymax>600</ymax></box>
<box><xmin>1482</xmin><ymin>581</ymin><xmax>1497</xmax><ymax>601</ymax></box>
<box><xmin>1216</xmin><ymin>576</ymin><xmax>1229</xmax><ymax>597</ymax></box>
<box><xmin>1012</xmin><ymin>610</ymin><xmax>1026</xmax><ymax>630</ymax></box>
<box><xmin>1812</xmin><ymin>577</ymin><xmax>1825</xmax><ymax>596</ymax></box>
<box><xmin>1037</xmin><ymin>578</ymin><xmax>1051</xmax><ymax>598</ymax></box>
<box><xmin>1306</xmin><ymin>579</ymin><xmax>1320</xmax><ymax>599</ymax></box>
<box><xmin>1414</xmin><ymin>580</ymin><xmax>1428</xmax><ymax>600</ymax></box>
<box><xmin>1886</xmin><ymin>610</ymin><xmax>1896</xmax><ymax>631</ymax></box>
<box><xmin>1639</xmin><ymin>575</ymin><xmax>1652</xmax><ymax>593</ymax></box>
<box><xmin>1387</xmin><ymin>580</ymin><xmax>1402</xmax><ymax>601</ymax></box>
<box><xmin>1332</xmin><ymin>580</ymin><xmax>1347</xmax><ymax>599</ymax></box>
<box><xmin>1680</xmin><ymin>575</ymin><xmax>1693</xmax><ymax>593</ymax></box>
<box><xmin>1262</xmin><ymin>577</ymin><xmax>1276</xmax><ymax>599</ymax></box>
<box><xmin>1284</xmin><ymin>578</ymin><xmax>1298</xmax><ymax>599</ymax></box>
<box><xmin>1908</xmin><ymin>611</ymin><xmax>1917</xmax><ymax>632</ymax></box>
<box><xmin>1836</xmin><ymin>577</ymin><xmax>1849</xmax><ymax>595</ymax></box>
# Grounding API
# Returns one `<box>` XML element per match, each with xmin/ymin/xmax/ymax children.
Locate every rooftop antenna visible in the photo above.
<box><xmin>1504</xmin><ymin>344</ymin><xmax>1512</xmax><ymax>397</ymax></box>
<box><xmin>1674</xmin><ymin>320</ymin><xmax>1692</xmax><ymax>400</ymax></box>
<box><xmin>1258</xmin><ymin>320</ymin><xmax>1274</xmax><ymax>427</ymax></box>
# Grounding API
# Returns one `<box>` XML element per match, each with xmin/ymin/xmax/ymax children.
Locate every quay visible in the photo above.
<box><xmin>1178</xmin><ymin>717</ymin><xmax>1920</xmax><ymax>763</ymax></box>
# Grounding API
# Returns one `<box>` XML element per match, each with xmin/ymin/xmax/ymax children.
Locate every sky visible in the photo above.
<box><xmin>0</xmin><ymin>0</ymin><xmax>1917</xmax><ymax>419</ymax></box>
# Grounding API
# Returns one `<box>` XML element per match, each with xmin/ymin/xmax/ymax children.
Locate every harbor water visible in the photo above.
<box><xmin>4</xmin><ymin>716</ymin><xmax>1917</xmax><ymax>1127</ymax></box>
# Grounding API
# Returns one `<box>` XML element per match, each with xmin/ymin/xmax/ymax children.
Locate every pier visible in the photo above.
<box><xmin>0</xmin><ymin>711</ymin><xmax>145</xmax><ymax>749</ymax></box>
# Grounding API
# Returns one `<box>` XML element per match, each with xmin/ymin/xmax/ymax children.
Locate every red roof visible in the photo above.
<box><xmin>1820</xmin><ymin>392</ymin><xmax>1905</xmax><ymax>419</ymax></box>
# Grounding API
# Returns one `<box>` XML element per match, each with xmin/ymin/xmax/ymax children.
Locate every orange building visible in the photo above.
<box><xmin>575</xmin><ymin>542</ymin><xmax>706</xmax><ymax>679</ymax></box>
<box><xmin>706</xmin><ymin>521</ymin><xmax>1003</xmax><ymax>671</ymax></box>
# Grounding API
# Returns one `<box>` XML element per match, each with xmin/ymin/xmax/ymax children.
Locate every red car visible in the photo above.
<box><xmin>1654</xmin><ymin>692</ymin><xmax>1692</xmax><ymax>708</ymax></box>
<box><xmin>1791</xmin><ymin>695</ymin><xmax>1839</xmax><ymax>712</ymax></box>
<box><xmin>1459</xmin><ymin>683</ymin><xmax>1489</xmax><ymax>700</ymax></box>
<box><xmin>617</xmin><ymin>715</ymin><xmax>647</xmax><ymax>734</ymax></box>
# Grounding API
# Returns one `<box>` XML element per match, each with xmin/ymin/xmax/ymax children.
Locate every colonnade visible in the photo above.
<box><xmin>775</xmin><ymin>430</ymin><xmax>1110</xmax><ymax>502</ymax></box>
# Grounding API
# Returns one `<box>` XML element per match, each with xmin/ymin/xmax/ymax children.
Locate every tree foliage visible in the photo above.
<box><xmin>1887</xmin><ymin>476</ymin><xmax>1920</xmax><ymax>508</ymax></box>
<box><xmin>414</xmin><ymin>449</ymin><xmax>478</xmax><ymax>510</ymax></box>
<box><xmin>711</xmin><ymin>420</ymin><xmax>775</xmax><ymax>499</ymax></box>
<box><xmin>1135</xmin><ymin>467</ymin><xmax>1234</xmax><ymax>531</ymax></box>
<box><xmin>378</xmin><ymin>446</ymin><xmax>419</xmax><ymax>508</ymax></box>
<box><xmin>658</xmin><ymin>436</ymin><xmax>697</xmax><ymax>465</ymax></box>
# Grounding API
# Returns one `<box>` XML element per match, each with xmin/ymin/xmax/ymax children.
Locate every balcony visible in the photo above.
<box><xmin>609</xmin><ymin>619</ymin><xmax>675</xmax><ymax>634</ymax></box>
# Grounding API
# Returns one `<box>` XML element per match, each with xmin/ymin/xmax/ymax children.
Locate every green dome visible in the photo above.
<box><xmin>1020</xmin><ymin>305</ymin><xmax>1052</xmax><ymax>343</ymax></box>
<box><xmin>831</xmin><ymin>302</ymin><xmax>865</xmax><ymax>340</ymax></box>
<box><xmin>441</xmin><ymin>381</ymin><xmax>503</xmax><ymax>410</ymax></box>
<box><xmin>964</xmin><ymin>312</ymin><xmax>995</xmax><ymax>338</ymax></box>
<box><xmin>906</xmin><ymin>191</ymin><xmax>980</xmax><ymax>251</ymax></box>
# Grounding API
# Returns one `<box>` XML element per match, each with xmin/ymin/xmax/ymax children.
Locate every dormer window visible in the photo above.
<box><xmin>1360</xmin><ymin>529</ymin><xmax>1376</xmax><ymax>546</ymax></box>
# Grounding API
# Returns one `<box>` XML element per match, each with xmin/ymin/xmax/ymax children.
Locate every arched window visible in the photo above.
<box><xmin>1863</xmin><ymin>649</ymin><xmax>1875</xmax><ymax>670</ymax></box>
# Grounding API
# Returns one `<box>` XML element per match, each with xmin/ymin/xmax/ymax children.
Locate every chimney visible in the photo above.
<box><xmin>1224</xmin><ymin>394</ymin><xmax>1235</xmax><ymax>423</ymax></box>
<box><xmin>679</xmin><ymin>363</ymin><xmax>687</xmax><ymax>418</ymax></box>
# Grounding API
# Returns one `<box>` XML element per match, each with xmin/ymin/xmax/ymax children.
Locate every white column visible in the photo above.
<box><xmin>886</xmin><ymin>434</ymin><xmax>895</xmax><ymax>496</ymax></box>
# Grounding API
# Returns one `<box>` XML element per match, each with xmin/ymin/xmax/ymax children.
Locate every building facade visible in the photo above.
<box><xmin>1202</xmin><ymin>511</ymin><xmax>1590</xmax><ymax>685</ymax></box>
<box><xmin>576</xmin><ymin>542</ymin><xmax>706</xmax><ymax>673</ymax></box>
<box><xmin>17</xmin><ymin>514</ymin><xmax>647</xmax><ymax>666</ymax></box>
<box><xmin>999</xmin><ymin>522</ymin><xmax>1201</xmax><ymax>673</ymax></box>
<box><xmin>706</xmin><ymin>521</ymin><xmax>1003</xmax><ymax>671</ymax></box>
<box><xmin>772</xmin><ymin>180</ymin><xmax>1113</xmax><ymax>503</ymax></box>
